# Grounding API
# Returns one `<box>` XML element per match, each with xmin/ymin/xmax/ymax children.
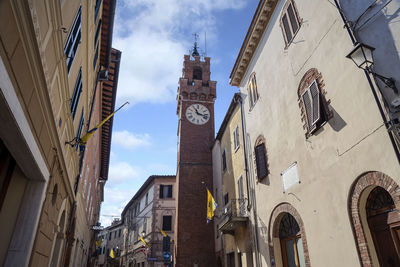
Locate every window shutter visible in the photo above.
<box><xmin>309</xmin><ymin>81</ymin><xmax>320</xmax><ymax>125</ymax></box>
<box><xmin>222</xmin><ymin>150</ymin><xmax>227</xmax><ymax>171</ymax></box>
<box><xmin>282</xmin><ymin>14</ymin><xmax>292</xmax><ymax>43</ymax></box>
<box><xmin>167</xmin><ymin>185</ymin><xmax>172</xmax><ymax>198</ymax></box>
<box><xmin>287</xmin><ymin>3</ymin><xmax>299</xmax><ymax>34</ymax></box>
<box><xmin>255</xmin><ymin>143</ymin><xmax>268</xmax><ymax>179</ymax></box>
<box><xmin>302</xmin><ymin>89</ymin><xmax>314</xmax><ymax>131</ymax></box>
<box><xmin>160</xmin><ymin>185</ymin><xmax>164</xmax><ymax>198</ymax></box>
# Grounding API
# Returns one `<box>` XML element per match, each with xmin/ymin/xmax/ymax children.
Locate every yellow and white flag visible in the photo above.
<box><xmin>109</xmin><ymin>248</ymin><xmax>115</xmax><ymax>259</ymax></box>
<box><xmin>207</xmin><ymin>188</ymin><xmax>218</xmax><ymax>223</ymax></box>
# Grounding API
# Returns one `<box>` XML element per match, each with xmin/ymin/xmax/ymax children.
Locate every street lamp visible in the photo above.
<box><xmin>346</xmin><ymin>42</ymin><xmax>398</xmax><ymax>93</ymax></box>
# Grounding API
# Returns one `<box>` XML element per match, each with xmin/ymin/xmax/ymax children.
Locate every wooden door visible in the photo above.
<box><xmin>368</xmin><ymin>211</ymin><xmax>400</xmax><ymax>267</ymax></box>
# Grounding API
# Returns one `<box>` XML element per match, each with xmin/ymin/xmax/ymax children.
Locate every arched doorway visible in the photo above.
<box><xmin>268</xmin><ymin>203</ymin><xmax>311</xmax><ymax>267</ymax></box>
<box><xmin>366</xmin><ymin>186</ymin><xmax>400</xmax><ymax>266</ymax></box>
<box><xmin>349</xmin><ymin>171</ymin><xmax>400</xmax><ymax>267</ymax></box>
<box><xmin>279</xmin><ymin>213</ymin><xmax>306</xmax><ymax>267</ymax></box>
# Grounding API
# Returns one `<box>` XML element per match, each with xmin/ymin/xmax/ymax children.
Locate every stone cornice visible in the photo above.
<box><xmin>229</xmin><ymin>0</ymin><xmax>277</xmax><ymax>87</ymax></box>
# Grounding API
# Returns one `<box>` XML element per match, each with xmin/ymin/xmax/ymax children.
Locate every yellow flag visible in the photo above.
<box><xmin>160</xmin><ymin>229</ymin><xmax>167</xmax><ymax>237</ymax></box>
<box><xmin>95</xmin><ymin>237</ymin><xmax>102</xmax><ymax>247</ymax></box>
<box><xmin>78</xmin><ymin>101</ymin><xmax>129</xmax><ymax>147</ymax></box>
<box><xmin>207</xmin><ymin>188</ymin><xmax>217</xmax><ymax>223</ymax></box>
<box><xmin>139</xmin><ymin>236</ymin><xmax>148</xmax><ymax>247</ymax></box>
<box><xmin>110</xmin><ymin>248</ymin><xmax>115</xmax><ymax>259</ymax></box>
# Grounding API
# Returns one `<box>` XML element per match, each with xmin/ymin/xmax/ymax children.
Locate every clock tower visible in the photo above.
<box><xmin>174</xmin><ymin>45</ymin><xmax>217</xmax><ymax>266</ymax></box>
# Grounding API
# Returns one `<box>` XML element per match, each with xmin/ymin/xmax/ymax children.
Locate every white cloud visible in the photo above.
<box><xmin>113</xmin><ymin>130</ymin><xmax>151</xmax><ymax>149</ymax></box>
<box><xmin>113</xmin><ymin>0</ymin><xmax>247</xmax><ymax>105</ymax></box>
<box><xmin>100</xmin><ymin>186</ymin><xmax>138</xmax><ymax>226</ymax></box>
<box><xmin>108</xmin><ymin>161</ymin><xmax>141</xmax><ymax>184</ymax></box>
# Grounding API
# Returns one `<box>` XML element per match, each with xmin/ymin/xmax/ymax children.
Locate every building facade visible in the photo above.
<box><xmin>212</xmin><ymin>93</ymin><xmax>255</xmax><ymax>267</ymax></box>
<box><xmin>0</xmin><ymin>0</ymin><xmax>118</xmax><ymax>266</ymax></box>
<box><xmin>228</xmin><ymin>0</ymin><xmax>400</xmax><ymax>266</ymax></box>
<box><xmin>121</xmin><ymin>175</ymin><xmax>176</xmax><ymax>267</ymax></box>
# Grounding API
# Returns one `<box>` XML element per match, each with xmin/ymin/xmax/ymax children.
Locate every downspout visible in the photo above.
<box><xmin>235</xmin><ymin>93</ymin><xmax>261</xmax><ymax>267</ymax></box>
<box><xmin>333</xmin><ymin>0</ymin><xmax>400</xmax><ymax>164</ymax></box>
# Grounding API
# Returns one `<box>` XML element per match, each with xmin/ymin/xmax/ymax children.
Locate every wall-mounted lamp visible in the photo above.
<box><xmin>346</xmin><ymin>42</ymin><xmax>397</xmax><ymax>93</ymax></box>
<box><xmin>141</xmin><ymin>230</ymin><xmax>146</xmax><ymax>237</ymax></box>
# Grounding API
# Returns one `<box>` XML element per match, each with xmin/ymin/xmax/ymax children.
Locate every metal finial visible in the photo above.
<box><xmin>192</xmin><ymin>33</ymin><xmax>200</xmax><ymax>57</ymax></box>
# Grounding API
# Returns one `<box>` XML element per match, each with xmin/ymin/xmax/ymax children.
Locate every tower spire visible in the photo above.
<box><xmin>192</xmin><ymin>33</ymin><xmax>200</xmax><ymax>57</ymax></box>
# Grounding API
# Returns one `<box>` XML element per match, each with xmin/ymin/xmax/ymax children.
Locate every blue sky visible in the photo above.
<box><xmin>100</xmin><ymin>0</ymin><xmax>258</xmax><ymax>226</ymax></box>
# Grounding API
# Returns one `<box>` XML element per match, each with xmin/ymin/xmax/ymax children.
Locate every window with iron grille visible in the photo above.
<box><xmin>160</xmin><ymin>185</ymin><xmax>173</xmax><ymax>198</ymax></box>
<box><xmin>248</xmin><ymin>73</ymin><xmax>259</xmax><ymax>109</ymax></box>
<box><xmin>64</xmin><ymin>7</ymin><xmax>82</xmax><ymax>73</ymax></box>
<box><xmin>298</xmin><ymin>68</ymin><xmax>332</xmax><ymax>137</ymax></box>
<box><xmin>280</xmin><ymin>0</ymin><xmax>301</xmax><ymax>48</ymax></box>
<box><xmin>162</xmin><ymin>216</ymin><xmax>172</xmax><ymax>231</ymax></box>
<box><xmin>70</xmin><ymin>68</ymin><xmax>83</xmax><ymax>119</ymax></box>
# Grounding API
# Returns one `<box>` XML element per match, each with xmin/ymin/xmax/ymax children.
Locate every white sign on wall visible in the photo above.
<box><xmin>281</xmin><ymin>162</ymin><xmax>299</xmax><ymax>192</ymax></box>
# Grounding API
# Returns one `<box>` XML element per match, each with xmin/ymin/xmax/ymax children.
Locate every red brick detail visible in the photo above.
<box><xmin>268</xmin><ymin>203</ymin><xmax>311</xmax><ymax>267</ymax></box>
<box><xmin>348</xmin><ymin>171</ymin><xmax>400</xmax><ymax>267</ymax></box>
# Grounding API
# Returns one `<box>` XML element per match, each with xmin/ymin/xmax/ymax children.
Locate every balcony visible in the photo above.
<box><xmin>218</xmin><ymin>198</ymin><xmax>249</xmax><ymax>235</ymax></box>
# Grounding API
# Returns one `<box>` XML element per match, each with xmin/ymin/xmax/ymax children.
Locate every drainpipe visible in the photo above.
<box><xmin>235</xmin><ymin>93</ymin><xmax>261</xmax><ymax>267</ymax></box>
<box><xmin>333</xmin><ymin>0</ymin><xmax>400</xmax><ymax>164</ymax></box>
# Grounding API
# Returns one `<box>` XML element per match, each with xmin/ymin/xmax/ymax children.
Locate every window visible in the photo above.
<box><xmin>233</xmin><ymin>126</ymin><xmax>240</xmax><ymax>151</ymax></box>
<box><xmin>0</xmin><ymin>140</ymin><xmax>16</xmax><ymax>210</ymax></box>
<box><xmin>70</xmin><ymin>68</ymin><xmax>83</xmax><ymax>119</ymax></box>
<box><xmin>94</xmin><ymin>19</ymin><xmax>102</xmax><ymax>49</ymax></box>
<box><xmin>119</xmin><ymin>229</ymin><xmax>121</xmax><ymax>237</ymax></box>
<box><xmin>162</xmin><ymin>216</ymin><xmax>172</xmax><ymax>231</ymax></box>
<box><xmin>248</xmin><ymin>73</ymin><xmax>259</xmax><ymax>109</ymax></box>
<box><xmin>222</xmin><ymin>150</ymin><xmax>227</xmax><ymax>172</ymax></box>
<box><xmin>75</xmin><ymin>109</ymin><xmax>84</xmax><ymax>150</ymax></box>
<box><xmin>108</xmin><ymin>233</ymin><xmax>111</xmax><ymax>240</ymax></box>
<box><xmin>93</xmin><ymin>43</ymin><xmax>99</xmax><ymax>70</ymax></box>
<box><xmin>145</xmin><ymin>192</ymin><xmax>149</xmax><ymax>205</ymax></box>
<box><xmin>64</xmin><ymin>7</ymin><xmax>82</xmax><ymax>73</ymax></box>
<box><xmin>254</xmin><ymin>138</ymin><xmax>269</xmax><ymax>180</ymax></box>
<box><xmin>193</xmin><ymin>68</ymin><xmax>202</xmax><ymax>80</ymax></box>
<box><xmin>224</xmin><ymin>193</ymin><xmax>229</xmax><ymax>205</ymax></box>
<box><xmin>160</xmin><ymin>185</ymin><xmax>173</xmax><ymax>199</ymax></box>
<box><xmin>143</xmin><ymin>218</ymin><xmax>147</xmax><ymax>234</ymax></box>
<box><xmin>298</xmin><ymin>69</ymin><xmax>331</xmax><ymax>137</ymax></box>
<box><xmin>280</xmin><ymin>0</ymin><xmax>301</xmax><ymax>47</ymax></box>
<box><xmin>94</xmin><ymin>0</ymin><xmax>102</xmax><ymax>24</ymax></box>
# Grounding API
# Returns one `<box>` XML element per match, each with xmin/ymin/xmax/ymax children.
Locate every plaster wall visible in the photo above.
<box><xmin>236</xmin><ymin>0</ymin><xmax>400</xmax><ymax>266</ymax></box>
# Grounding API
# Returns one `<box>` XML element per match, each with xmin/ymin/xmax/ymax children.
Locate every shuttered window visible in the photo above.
<box><xmin>248</xmin><ymin>74</ymin><xmax>259</xmax><ymax>109</ymax></box>
<box><xmin>301</xmin><ymin>80</ymin><xmax>321</xmax><ymax>132</ymax></box>
<box><xmin>280</xmin><ymin>0</ymin><xmax>301</xmax><ymax>47</ymax></box>
<box><xmin>75</xmin><ymin>109</ymin><xmax>84</xmax><ymax>150</ymax></box>
<box><xmin>222</xmin><ymin>150</ymin><xmax>227</xmax><ymax>172</ymax></box>
<box><xmin>64</xmin><ymin>7</ymin><xmax>82</xmax><ymax>73</ymax></box>
<box><xmin>233</xmin><ymin>126</ymin><xmax>240</xmax><ymax>151</ymax></box>
<box><xmin>255</xmin><ymin>143</ymin><xmax>268</xmax><ymax>180</ymax></box>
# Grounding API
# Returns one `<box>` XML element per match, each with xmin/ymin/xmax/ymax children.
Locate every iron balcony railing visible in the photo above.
<box><xmin>220</xmin><ymin>198</ymin><xmax>248</xmax><ymax>219</ymax></box>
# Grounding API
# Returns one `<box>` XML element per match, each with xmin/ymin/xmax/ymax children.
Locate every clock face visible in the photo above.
<box><xmin>185</xmin><ymin>104</ymin><xmax>210</xmax><ymax>125</ymax></box>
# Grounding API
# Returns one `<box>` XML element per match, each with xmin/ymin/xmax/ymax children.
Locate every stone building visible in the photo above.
<box><xmin>121</xmin><ymin>175</ymin><xmax>176</xmax><ymax>267</ymax></box>
<box><xmin>212</xmin><ymin>93</ymin><xmax>255</xmax><ymax>267</ymax></box>
<box><xmin>0</xmin><ymin>0</ymin><xmax>118</xmax><ymax>266</ymax></box>
<box><xmin>227</xmin><ymin>0</ymin><xmax>400</xmax><ymax>266</ymax></box>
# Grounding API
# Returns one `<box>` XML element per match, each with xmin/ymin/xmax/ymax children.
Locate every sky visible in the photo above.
<box><xmin>100</xmin><ymin>0</ymin><xmax>259</xmax><ymax>226</ymax></box>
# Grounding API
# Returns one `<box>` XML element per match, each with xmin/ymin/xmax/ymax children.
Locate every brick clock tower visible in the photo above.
<box><xmin>174</xmin><ymin>45</ymin><xmax>217</xmax><ymax>266</ymax></box>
